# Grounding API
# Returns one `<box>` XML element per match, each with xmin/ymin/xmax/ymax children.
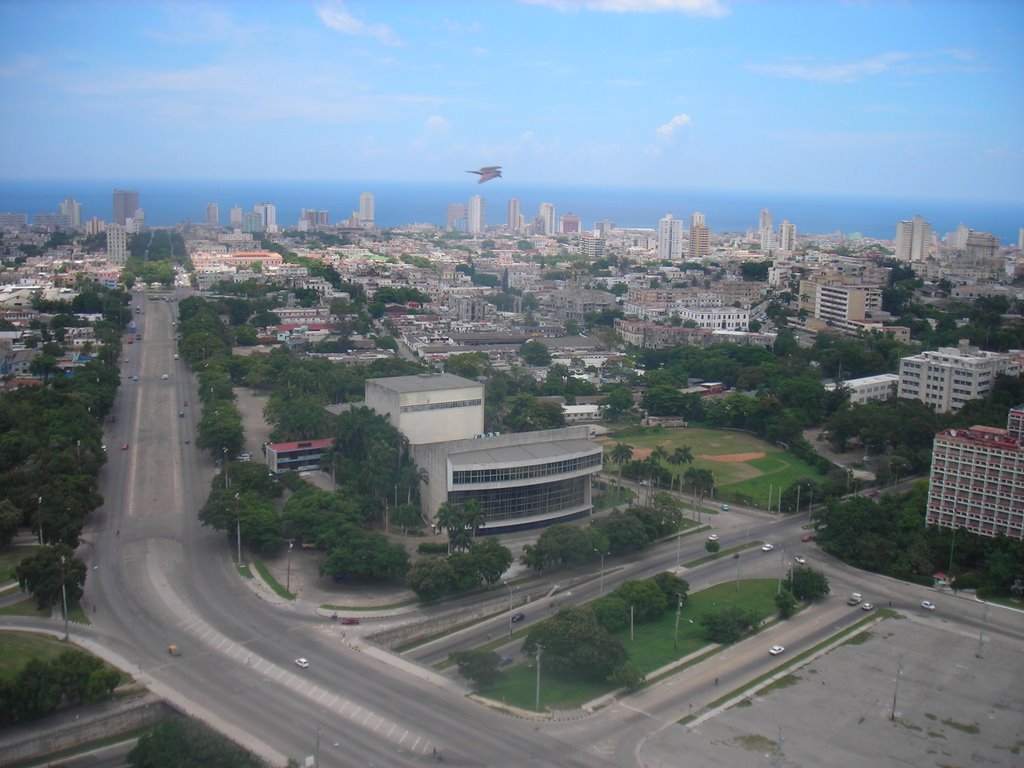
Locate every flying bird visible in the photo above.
<box><xmin>466</xmin><ymin>166</ymin><xmax>502</xmax><ymax>184</ymax></box>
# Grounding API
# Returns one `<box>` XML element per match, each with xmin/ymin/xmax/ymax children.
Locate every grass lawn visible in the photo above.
<box><xmin>0</xmin><ymin>596</ymin><xmax>49</xmax><ymax>618</ymax></box>
<box><xmin>602</xmin><ymin>426</ymin><xmax>827</xmax><ymax>505</ymax></box>
<box><xmin>479</xmin><ymin>579</ymin><xmax>779</xmax><ymax>711</ymax></box>
<box><xmin>0</xmin><ymin>546</ymin><xmax>38</xmax><ymax>584</ymax></box>
<box><xmin>0</xmin><ymin>630</ymin><xmax>78</xmax><ymax>682</ymax></box>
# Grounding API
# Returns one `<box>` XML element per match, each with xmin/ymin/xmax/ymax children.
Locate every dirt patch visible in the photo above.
<box><xmin>631</xmin><ymin>447</ymin><xmax>652</xmax><ymax>460</ymax></box>
<box><xmin>701</xmin><ymin>452</ymin><xmax>765</xmax><ymax>463</ymax></box>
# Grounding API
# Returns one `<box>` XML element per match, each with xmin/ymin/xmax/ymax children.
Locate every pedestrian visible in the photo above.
<box><xmin>715</xmin><ymin>677</ymin><xmax>718</xmax><ymax>686</ymax></box>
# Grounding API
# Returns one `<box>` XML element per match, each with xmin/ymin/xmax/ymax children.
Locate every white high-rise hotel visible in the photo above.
<box><xmin>895</xmin><ymin>215</ymin><xmax>932</xmax><ymax>263</ymax></box>
<box><xmin>468</xmin><ymin>195</ymin><xmax>485</xmax><ymax>234</ymax></box>
<box><xmin>358</xmin><ymin>193</ymin><xmax>375</xmax><ymax>227</ymax></box>
<box><xmin>507</xmin><ymin>198</ymin><xmax>521</xmax><ymax>231</ymax></box>
<box><xmin>657</xmin><ymin>214</ymin><xmax>683</xmax><ymax>260</ymax></box>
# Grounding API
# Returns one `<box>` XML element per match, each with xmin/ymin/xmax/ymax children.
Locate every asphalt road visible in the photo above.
<box><xmin>5</xmin><ymin>291</ymin><xmax>1022</xmax><ymax>768</ymax></box>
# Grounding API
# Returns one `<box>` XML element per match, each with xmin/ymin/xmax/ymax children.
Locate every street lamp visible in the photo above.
<box><xmin>504</xmin><ymin>580</ymin><xmax>514</xmax><ymax>639</ymax></box>
<box><xmin>286</xmin><ymin>541</ymin><xmax>294</xmax><ymax>593</ymax></box>
<box><xmin>37</xmin><ymin>496</ymin><xmax>43</xmax><ymax>545</ymax></box>
<box><xmin>59</xmin><ymin>555</ymin><xmax>69</xmax><ymax>641</ymax></box>
<box><xmin>534</xmin><ymin>644</ymin><xmax>544</xmax><ymax>712</ymax></box>
<box><xmin>594</xmin><ymin>549</ymin><xmax>608</xmax><ymax>595</ymax></box>
<box><xmin>234</xmin><ymin>492</ymin><xmax>242</xmax><ymax>566</ymax></box>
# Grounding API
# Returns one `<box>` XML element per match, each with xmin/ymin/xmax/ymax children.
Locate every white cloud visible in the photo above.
<box><xmin>747</xmin><ymin>50</ymin><xmax>981</xmax><ymax>84</ymax></box>
<box><xmin>0</xmin><ymin>54</ymin><xmax>41</xmax><ymax>79</ymax></box>
<box><xmin>425</xmin><ymin>115</ymin><xmax>451</xmax><ymax>132</ymax></box>
<box><xmin>521</xmin><ymin>0</ymin><xmax>730</xmax><ymax>18</ymax></box>
<box><xmin>315</xmin><ymin>1</ymin><xmax>402</xmax><ymax>47</ymax></box>
<box><xmin>656</xmin><ymin>113</ymin><xmax>692</xmax><ymax>141</ymax></box>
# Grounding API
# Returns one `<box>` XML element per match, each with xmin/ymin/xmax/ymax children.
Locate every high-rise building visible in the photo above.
<box><xmin>253</xmin><ymin>203</ymin><xmax>277</xmax><ymax>233</ymax></box>
<box><xmin>595</xmin><ymin>220</ymin><xmax>615</xmax><ymax>236</ymax></box>
<box><xmin>779</xmin><ymin>220</ymin><xmax>797</xmax><ymax>252</ymax></box>
<box><xmin>206</xmin><ymin>203</ymin><xmax>220</xmax><ymax>226</ymax></box>
<box><xmin>229</xmin><ymin>206</ymin><xmax>243</xmax><ymax>228</ymax></box>
<box><xmin>925</xmin><ymin>405</ymin><xmax>1024</xmax><ymax>541</ymax></box>
<box><xmin>446</xmin><ymin>203</ymin><xmax>467</xmax><ymax>232</ymax></box>
<box><xmin>560</xmin><ymin>212</ymin><xmax>581</xmax><ymax>234</ymax></box>
<box><xmin>757</xmin><ymin>208</ymin><xmax>774</xmax><ymax>255</ymax></box>
<box><xmin>507</xmin><ymin>198</ymin><xmax>521</xmax><ymax>231</ymax></box>
<box><xmin>895</xmin><ymin>215</ymin><xmax>932</xmax><ymax>263</ymax></box>
<box><xmin>0</xmin><ymin>213</ymin><xmax>28</xmax><ymax>228</ymax></box>
<box><xmin>112</xmin><ymin>189</ymin><xmax>139</xmax><ymax>226</ymax></box>
<box><xmin>898</xmin><ymin>340</ymin><xmax>1021</xmax><ymax>413</ymax></box>
<box><xmin>964</xmin><ymin>230</ymin><xmax>1000</xmax><ymax>260</ymax></box>
<box><xmin>106</xmin><ymin>223</ymin><xmax>128</xmax><ymax>264</ymax></box>
<box><xmin>758</xmin><ymin>208</ymin><xmax>773</xmax><ymax>233</ymax></box>
<box><xmin>359</xmin><ymin>192</ymin><xmax>375</xmax><ymax>227</ymax></box>
<box><xmin>1018</xmin><ymin>227</ymin><xmax>1024</xmax><ymax>250</ymax></box>
<box><xmin>59</xmin><ymin>197</ymin><xmax>82</xmax><ymax>227</ymax></box>
<box><xmin>579</xmin><ymin>234</ymin><xmax>606</xmax><ymax>259</ymax></box>
<box><xmin>539</xmin><ymin>203</ymin><xmax>556</xmax><ymax>236</ymax></box>
<box><xmin>657</xmin><ymin>214</ymin><xmax>683</xmax><ymax>260</ymax></box>
<box><xmin>85</xmin><ymin>217</ymin><xmax>105</xmax><ymax>236</ymax></box>
<box><xmin>242</xmin><ymin>211</ymin><xmax>264</xmax><ymax>234</ymax></box>
<box><xmin>468</xmin><ymin>195</ymin><xmax>485</xmax><ymax>234</ymax></box>
<box><xmin>688</xmin><ymin>213</ymin><xmax>711</xmax><ymax>259</ymax></box>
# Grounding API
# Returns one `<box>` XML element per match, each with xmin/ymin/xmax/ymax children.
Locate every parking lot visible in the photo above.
<box><xmin>643</xmin><ymin>612</ymin><xmax>1024</xmax><ymax>767</ymax></box>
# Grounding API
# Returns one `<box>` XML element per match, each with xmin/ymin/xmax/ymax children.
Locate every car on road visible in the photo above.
<box><xmin>101</xmin><ymin>445</ymin><xmax>107</xmax><ymax>452</ymax></box>
<box><xmin>167</xmin><ymin>645</ymin><xmax>181</xmax><ymax>656</ymax></box>
<box><xmin>707</xmin><ymin>534</ymin><xmax>719</xmax><ymax>541</ymax></box>
<box><xmin>921</xmin><ymin>600</ymin><xmax>935</xmax><ymax>611</ymax></box>
<box><xmin>499</xmin><ymin>656</ymin><xmax>514</xmax><ymax>666</ymax></box>
<box><xmin>721</xmin><ymin>504</ymin><xmax>729</xmax><ymax>511</ymax></box>
<box><xmin>131</xmin><ymin>375</ymin><xmax>138</xmax><ymax>381</ymax></box>
<box><xmin>800</xmin><ymin>533</ymin><xmax>816</xmax><ymax>542</ymax></box>
<box><xmin>294</xmin><ymin>658</ymin><xmax>309</xmax><ymax>668</ymax></box>
<box><xmin>794</xmin><ymin>555</ymin><xmax>806</xmax><ymax>565</ymax></box>
<box><xmin>179</xmin><ymin>411</ymin><xmax>184</xmax><ymax>417</ymax></box>
<box><xmin>769</xmin><ymin>645</ymin><xmax>785</xmax><ymax>656</ymax></box>
<box><xmin>862</xmin><ymin>603</ymin><xmax>874</xmax><ymax>611</ymax></box>
<box><xmin>121</xmin><ymin>443</ymin><xmax>129</xmax><ymax>450</ymax></box>
<box><xmin>340</xmin><ymin>617</ymin><xmax>360</xmax><ymax>626</ymax></box>
<box><xmin>511</xmin><ymin>612</ymin><xmax>526</xmax><ymax>623</ymax></box>
<box><xmin>761</xmin><ymin>543</ymin><xmax>774</xmax><ymax>552</ymax></box>
<box><xmin>161</xmin><ymin>374</ymin><xmax>169</xmax><ymax>380</ymax></box>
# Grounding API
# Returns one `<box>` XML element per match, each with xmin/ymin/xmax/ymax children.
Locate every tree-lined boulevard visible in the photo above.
<box><xmin>3</xmin><ymin>291</ymin><xmax>1022</xmax><ymax>767</ymax></box>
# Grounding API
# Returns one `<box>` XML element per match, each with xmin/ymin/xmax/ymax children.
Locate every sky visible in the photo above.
<box><xmin>1</xmin><ymin>0</ymin><xmax>1022</xmax><ymax>202</ymax></box>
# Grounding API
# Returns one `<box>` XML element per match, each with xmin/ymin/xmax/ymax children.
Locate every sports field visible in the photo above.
<box><xmin>601</xmin><ymin>426</ymin><xmax>826</xmax><ymax>508</ymax></box>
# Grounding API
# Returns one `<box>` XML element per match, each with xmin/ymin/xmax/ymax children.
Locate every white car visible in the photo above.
<box><xmin>769</xmin><ymin>645</ymin><xmax>785</xmax><ymax>656</ymax></box>
<box><xmin>761</xmin><ymin>543</ymin><xmax>774</xmax><ymax>552</ymax></box>
<box><xmin>707</xmin><ymin>534</ymin><xmax>719</xmax><ymax>541</ymax></box>
<box><xmin>294</xmin><ymin>658</ymin><xmax>309</xmax><ymax>668</ymax></box>
<box><xmin>921</xmin><ymin>600</ymin><xmax>936</xmax><ymax>611</ymax></box>
<box><xmin>862</xmin><ymin>602</ymin><xmax>874</xmax><ymax>611</ymax></box>
<box><xmin>794</xmin><ymin>555</ymin><xmax>806</xmax><ymax>565</ymax></box>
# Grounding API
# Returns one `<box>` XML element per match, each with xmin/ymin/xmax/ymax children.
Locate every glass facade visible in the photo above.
<box><xmin>452</xmin><ymin>452</ymin><xmax>601</xmax><ymax>485</ymax></box>
<box><xmin>449</xmin><ymin>476</ymin><xmax>587</xmax><ymax>525</ymax></box>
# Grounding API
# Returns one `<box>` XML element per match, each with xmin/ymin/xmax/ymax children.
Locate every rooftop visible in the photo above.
<box><xmin>366</xmin><ymin>372</ymin><xmax>481</xmax><ymax>394</ymax></box>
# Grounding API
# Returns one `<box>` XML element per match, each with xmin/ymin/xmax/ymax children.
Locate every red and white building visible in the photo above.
<box><xmin>925</xmin><ymin>405</ymin><xmax>1024</xmax><ymax>540</ymax></box>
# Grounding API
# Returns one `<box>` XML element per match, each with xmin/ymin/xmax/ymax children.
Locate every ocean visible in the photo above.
<box><xmin>1</xmin><ymin>178</ymin><xmax>1021</xmax><ymax>244</ymax></box>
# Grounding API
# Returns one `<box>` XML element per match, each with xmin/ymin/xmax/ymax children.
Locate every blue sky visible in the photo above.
<box><xmin>1</xmin><ymin>0</ymin><xmax>1022</xmax><ymax>201</ymax></box>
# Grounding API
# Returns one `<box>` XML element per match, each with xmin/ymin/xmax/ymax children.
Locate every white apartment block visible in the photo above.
<box><xmin>673</xmin><ymin>306</ymin><xmax>749</xmax><ymax>331</ymax></box>
<box><xmin>825</xmin><ymin>373</ymin><xmax>899</xmax><ymax>405</ymax></box>
<box><xmin>106</xmin><ymin>223</ymin><xmax>127</xmax><ymax>265</ymax></box>
<box><xmin>799</xmin><ymin>279</ymin><xmax>883</xmax><ymax>324</ymax></box>
<box><xmin>925</xmin><ymin>406</ymin><xmax>1024</xmax><ymax>541</ymax></box>
<box><xmin>895</xmin><ymin>215</ymin><xmax>932</xmax><ymax>263</ymax></box>
<box><xmin>658</xmin><ymin>214</ymin><xmax>683</xmax><ymax>261</ymax></box>
<box><xmin>898</xmin><ymin>341</ymin><xmax>1022</xmax><ymax>413</ymax></box>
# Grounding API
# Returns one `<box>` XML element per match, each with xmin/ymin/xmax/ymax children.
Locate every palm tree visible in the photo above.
<box><xmin>650</xmin><ymin>446</ymin><xmax>669</xmax><ymax>491</ymax></box>
<box><xmin>462</xmin><ymin>499</ymin><xmax>486</xmax><ymax>538</ymax></box>
<box><xmin>669</xmin><ymin>445</ymin><xmax>694</xmax><ymax>492</ymax></box>
<box><xmin>684</xmin><ymin>467</ymin><xmax>715</xmax><ymax>523</ymax></box>
<box><xmin>435</xmin><ymin>502</ymin><xmax>463</xmax><ymax>555</ymax></box>
<box><xmin>609</xmin><ymin>442</ymin><xmax>634</xmax><ymax>486</ymax></box>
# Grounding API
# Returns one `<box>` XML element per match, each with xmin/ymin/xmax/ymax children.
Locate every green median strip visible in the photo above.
<box><xmin>251</xmin><ymin>558</ymin><xmax>295</xmax><ymax>600</ymax></box>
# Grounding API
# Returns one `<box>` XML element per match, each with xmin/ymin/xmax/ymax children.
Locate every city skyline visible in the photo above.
<box><xmin>0</xmin><ymin>1</ymin><xmax>1021</xmax><ymax>204</ymax></box>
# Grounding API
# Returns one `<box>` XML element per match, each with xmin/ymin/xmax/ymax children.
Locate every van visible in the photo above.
<box><xmin>847</xmin><ymin>593</ymin><xmax>863</xmax><ymax>606</ymax></box>
<box><xmin>173</xmin><ymin>353</ymin><xmax>179</xmax><ymax>360</ymax></box>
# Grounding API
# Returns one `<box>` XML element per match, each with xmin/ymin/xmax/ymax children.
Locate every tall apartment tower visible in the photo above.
<box><xmin>925</xmin><ymin>405</ymin><xmax>1024</xmax><ymax>541</ymax></box>
<box><xmin>230</xmin><ymin>206</ymin><xmax>243</xmax><ymax>228</ymax></box>
<box><xmin>779</xmin><ymin>220</ymin><xmax>796</xmax><ymax>252</ymax></box>
<box><xmin>758</xmin><ymin>208</ymin><xmax>773</xmax><ymax>232</ymax></box>
<box><xmin>688</xmin><ymin>212</ymin><xmax>711</xmax><ymax>259</ymax></box>
<box><xmin>468</xmin><ymin>195</ymin><xmax>485</xmax><ymax>234</ymax></box>
<box><xmin>112</xmin><ymin>189</ymin><xmax>139</xmax><ymax>226</ymax></box>
<box><xmin>657</xmin><ymin>214</ymin><xmax>683</xmax><ymax>260</ymax></box>
<box><xmin>539</xmin><ymin>203</ymin><xmax>556</xmax><ymax>236</ymax></box>
<box><xmin>507</xmin><ymin>198</ymin><xmax>521</xmax><ymax>232</ymax></box>
<box><xmin>358</xmin><ymin>193</ymin><xmax>375</xmax><ymax>227</ymax></box>
<box><xmin>59</xmin><ymin>197</ymin><xmax>82</xmax><ymax>227</ymax></box>
<box><xmin>253</xmin><ymin>203</ymin><xmax>277</xmax><ymax>233</ymax></box>
<box><xmin>446</xmin><ymin>203</ymin><xmax>468</xmax><ymax>232</ymax></box>
<box><xmin>895</xmin><ymin>215</ymin><xmax>932</xmax><ymax>263</ymax></box>
<box><xmin>106</xmin><ymin>223</ymin><xmax>128</xmax><ymax>265</ymax></box>
<box><xmin>206</xmin><ymin>203</ymin><xmax>220</xmax><ymax>226</ymax></box>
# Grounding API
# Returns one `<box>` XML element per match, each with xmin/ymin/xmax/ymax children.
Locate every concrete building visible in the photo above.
<box><xmin>798</xmin><ymin>277</ymin><xmax>883</xmax><ymax>325</ymax></box>
<box><xmin>507</xmin><ymin>198</ymin><xmax>521</xmax><ymax>231</ymax></box>
<box><xmin>539</xmin><ymin>203</ymin><xmax>556</xmax><ymax>236</ymax></box>
<box><xmin>230</xmin><ymin>206</ymin><xmax>243</xmax><ymax>228</ymax></box>
<box><xmin>359</xmin><ymin>192</ymin><xmax>375</xmax><ymax>228</ymax></box>
<box><xmin>59</xmin><ymin>197</ymin><xmax>82</xmax><ymax>227</ymax></box>
<box><xmin>657</xmin><ymin>214</ymin><xmax>683</xmax><ymax>261</ymax></box>
<box><xmin>688</xmin><ymin>213</ymin><xmax>711</xmax><ymax>259</ymax></box>
<box><xmin>673</xmin><ymin>305</ymin><xmax>749</xmax><ymax>331</ymax></box>
<box><xmin>365</xmin><ymin>373</ymin><xmax>603</xmax><ymax>533</ymax></box>
<box><xmin>925</xmin><ymin>405</ymin><xmax>1024</xmax><ymax>541</ymax></box>
<box><xmin>579</xmin><ymin>234</ymin><xmax>606</xmax><ymax>259</ymax></box>
<box><xmin>253</xmin><ymin>203</ymin><xmax>277</xmax><ymax>233</ymax></box>
<box><xmin>106</xmin><ymin>223</ymin><xmax>128</xmax><ymax>265</ymax></box>
<box><xmin>898</xmin><ymin>340</ymin><xmax>1021</xmax><ymax>413</ymax></box>
<box><xmin>446</xmin><ymin>203</ymin><xmax>467</xmax><ymax>232</ymax></box>
<box><xmin>825</xmin><ymin>373</ymin><xmax>899</xmax><ymax>405</ymax></box>
<box><xmin>468</xmin><ymin>195</ymin><xmax>485</xmax><ymax>234</ymax></box>
<box><xmin>779</xmin><ymin>220</ymin><xmax>796</xmax><ymax>253</ymax></box>
<box><xmin>560</xmin><ymin>212</ymin><xmax>581</xmax><ymax>235</ymax></box>
<box><xmin>895</xmin><ymin>215</ymin><xmax>932</xmax><ymax>263</ymax></box>
<box><xmin>113</xmin><ymin>189</ymin><xmax>139</xmax><ymax>226</ymax></box>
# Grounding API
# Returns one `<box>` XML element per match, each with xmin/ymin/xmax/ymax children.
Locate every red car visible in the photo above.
<box><xmin>340</xmin><ymin>617</ymin><xmax>360</xmax><ymax>626</ymax></box>
<box><xmin>120</xmin><ymin>443</ymin><xmax>129</xmax><ymax>451</ymax></box>
<box><xmin>800</xmin><ymin>533</ymin><xmax>816</xmax><ymax>542</ymax></box>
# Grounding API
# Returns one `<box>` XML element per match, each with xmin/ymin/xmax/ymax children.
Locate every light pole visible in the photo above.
<box><xmin>676</xmin><ymin>531</ymin><xmax>681</xmax><ymax>567</ymax></box>
<box><xmin>37</xmin><ymin>496</ymin><xmax>43</xmax><ymax>545</ymax></box>
<box><xmin>504</xmin><ymin>581</ymin><xmax>514</xmax><ymax>639</ymax></box>
<box><xmin>673</xmin><ymin>593</ymin><xmax>683</xmax><ymax>650</ymax></box>
<box><xmin>734</xmin><ymin>552</ymin><xmax>741</xmax><ymax>590</ymax></box>
<box><xmin>59</xmin><ymin>555</ymin><xmax>69</xmax><ymax>641</ymax></box>
<box><xmin>534</xmin><ymin>644</ymin><xmax>543</xmax><ymax>712</ymax></box>
<box><xmin>595</xmin><ymin>549</ymin><xmax>608</xmax><ymax>595</ymax></box>
<box><xmin>286</xmin><ymin>541</ymin><xmax>294</xmax><ymax>593</ymax></box>
<box><xmin>234</xmin><ymin>492</ymin><xmax>242</xmax><ymax>566</ymax></box>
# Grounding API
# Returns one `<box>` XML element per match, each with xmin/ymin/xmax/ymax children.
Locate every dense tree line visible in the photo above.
<box><xmin>128</xmin><ymin>717</ymin><xmax>264</xmax><ymax>768</ymax></box>
<box><xmin>0</xmin><ymin>650</ymin><xmax>121</xmax><ymax>725</ymax></box>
